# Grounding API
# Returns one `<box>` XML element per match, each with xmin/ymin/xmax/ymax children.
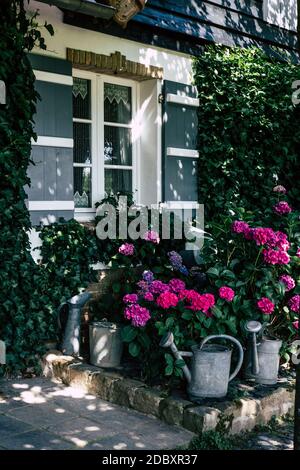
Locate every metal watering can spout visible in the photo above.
<box><xmin>58</xmin><ymin>291</ymin><xmax>92</xmax><ymax>356</ymax></box>
<box><xmin>159</xmin><ymin>332</ymin><xmax>192</xmax><ymax>383</ymax></box>
<box><xmin>244</xmin><ymin>320</ymin><xmax>263</xmax><ymax>375</ymax></box>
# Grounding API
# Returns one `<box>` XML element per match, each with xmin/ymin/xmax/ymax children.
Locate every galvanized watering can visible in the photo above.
<box><xmin>244</xmin><ymin>320</ymin><xmax>282</xmax><ymax>385</ymax></box>
<box><xmin>160</xmin><ymin>332</ymin><xmax>244</xmax><ymax>400</ymax></box>
<box><xmin>58</xmin><ymin>292</ymin><xmax>92</xmax><ymax>356</ymax></box>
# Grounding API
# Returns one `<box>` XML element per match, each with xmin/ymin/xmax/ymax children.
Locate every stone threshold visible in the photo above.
<box><xmin>42</xmin><ymin>352</ymin><xmax>295</xmax><ymax>435</ymax></box>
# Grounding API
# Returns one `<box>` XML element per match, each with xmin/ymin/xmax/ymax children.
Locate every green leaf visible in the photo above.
<box><xmin>121</xmin><ymin>325</ymin><xmax>138</xmax><ymax>343</ymax></box>
<box><xmin>207</xmin><ymin>267</ymin><xmax>220</xmax><ymax>278</ymax></box>
<box><xmin>165</xmin><ymin>364</ymin><xmax>174</xmax><ymax>376</ymax></box>
<box><xmin>129</xmin><ymin>341</ymin><xmax>141</xmax><ymax>357</ymax></box>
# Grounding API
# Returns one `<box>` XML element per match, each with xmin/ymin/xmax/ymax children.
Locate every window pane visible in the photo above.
<box><xmin>74</xmin><ymin>167</ymin><xmax>92</xmax><ymax>208</ymax></box>
<box><xmin>104</xmin><ymin>83</ymin><xmax>132</xmax><ymax>124</ymax></box>
<box><xmin>105</xmin><ymin>169</ymin><xmax>132</xmax><ymax>195</ymax></box>
<box><xmin>73</xmin><ymin>78</ymin><xmax>91</xmax><ymax>119</ymax></box>
<box><xmin>104</xmin><ymin>126</ymin><xmax>132</xmax><ymax>166</ymax></box>
<box><xmin>74</xmin><ymin>122</ymin><xmax>91</xmax><ymax>164</ymax></box>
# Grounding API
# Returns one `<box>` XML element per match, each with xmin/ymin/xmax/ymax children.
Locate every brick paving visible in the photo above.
<box><xmin>0</xmin><ymin>377</ymin><xmax>194</xmax><ymax>450</ymax></box>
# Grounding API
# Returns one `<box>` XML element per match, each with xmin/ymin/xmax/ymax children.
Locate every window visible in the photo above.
<box><xmin>72</xmin><ymin>72</ymin><xmax>137</xmax><ymax>213</ymax></box>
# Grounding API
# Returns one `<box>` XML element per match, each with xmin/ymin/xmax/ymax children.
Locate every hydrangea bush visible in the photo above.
<box><xmin>121</xmin><ymin>185</ymin><xmax>300</xmax><ymax>380</ymax></box>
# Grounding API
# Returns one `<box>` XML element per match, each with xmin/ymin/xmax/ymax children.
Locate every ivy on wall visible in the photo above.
<box><xmin>0</xmin><ymin>1</ymin><xmax>57</xmax><ymax>375</ymax></box>
<box><xmin>193</xmin><ymin>46</ymin><xmax>300</xmax><ymax>220</ymax></box>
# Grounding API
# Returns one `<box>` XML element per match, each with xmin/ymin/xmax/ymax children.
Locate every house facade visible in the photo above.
<box><xmin>26</xmin><ymin>0</ymin><xmax>299</xmax><ymax>226</ymax></box>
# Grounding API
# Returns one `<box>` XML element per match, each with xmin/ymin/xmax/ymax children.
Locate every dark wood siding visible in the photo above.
<box><xmin>63</xmin><ymin>0</ymin><xmax>299</xmax><ymax>59</ymax></box>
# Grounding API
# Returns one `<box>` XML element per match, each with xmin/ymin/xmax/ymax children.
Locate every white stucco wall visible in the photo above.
<box><xmin>27</xmin><ymin>1</ymin><xmax>193</xmax><ymax>85</ymax></box>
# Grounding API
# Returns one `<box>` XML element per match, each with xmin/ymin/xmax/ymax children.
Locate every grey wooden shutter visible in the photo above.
<box><xmin>27</xmin><ymin>54</ymin><xmax>74</xmax><ymax>226</ymax></box>
<box><xmin>162</xmin><ymin>80</ymin><xmax>199</xmax><ymax>203</ymax></box>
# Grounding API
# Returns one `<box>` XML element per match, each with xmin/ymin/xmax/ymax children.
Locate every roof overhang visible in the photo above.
<box><xmin>38</xmin><ymin>0</ymin><xmax>115</xmax><ymax>20</ymax></box>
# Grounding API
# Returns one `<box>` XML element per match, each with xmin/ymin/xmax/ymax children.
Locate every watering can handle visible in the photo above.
<box><xmin>57</xmin><ymin>302</ymin><xmax>68</xmax><ymax>331</ymax></box>
<box><xmin>200</xmin><ymin>334</ymin><xmax>244</xmax><ymax>382</ymax></box>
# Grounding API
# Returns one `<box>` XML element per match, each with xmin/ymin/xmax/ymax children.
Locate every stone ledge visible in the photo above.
<box><xmin>42</xmin><ymin>352</ymin><xmax>295</xmax><ymax>435</ymax></box>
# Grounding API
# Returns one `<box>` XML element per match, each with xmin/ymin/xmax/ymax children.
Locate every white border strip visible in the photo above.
<box><xmin>167</xmin><ymin>147</ymin><xmax>199</xmax><ymax>158</ymax></box>
<box><xmin>33</xmin><ymin>70</ymin><xmax>73</xmax><ymax>86</ymax></box>
<box><xmin>167</xmin><ymin>93</ymin><xmax>199</xmax><ymax>107</ymax></box>
<box><xmin>31</xmin><ymin>136</ymin><xmax>74</xmax><ymax>148</ymax></box>
<box><xmin>29</xmin><ymin>201</ymin><xmax>74</xmax><ymax>211</ymax></box>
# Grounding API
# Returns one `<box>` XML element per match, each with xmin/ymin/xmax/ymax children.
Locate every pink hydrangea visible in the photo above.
<box><xmin>293</xmin><ymin>320</ymin><xmax>299</xmax><ymax>330</ymax></box>
<box><xmin>288</xmin><ymin>295</ymin><xmax>300</xmax><ymax>312</ymax></box>
<box><xmin>257</xmin><ymin>298</ymin><xmax>275</xmax><ymax>315</ymax></box>
<box><xmin>123</xmin><ymin>294</ymin><xmax>138</xmax><ymax>304</ymax></box>
<box><xmin>273</xmin><ymin>185</ymin><xmax>287</xmax><ymax>194</ymax></box>
<box><xmin>156</xmin><ymin>291</ymin><xmax>178</xmax><ymax>309</ymax></box>
<box><xmin>201</xmin><ymin>293</ymin><xmax>215</xmax><ymax>311</ymax></box>
<box><xmin>143</xmin><ymin>230</ymin><xmax>160</xmax><ymax>244</ymax></box>
<box><xmin>168</xmin><ymin>279</ymin><xmax>186</xmax><ymax>293</ymax></box>
<box><xmin>143</xmin><ymin>292</ymin><xmax>154</xmax><ymax>302</ymax></box>
<box><xmin>232</xmin><ymin>221</ymin><xmax>249</xmax><ymax>234</ymax></box>
<box><xmin>252</xmin><ymin>228</ymin><xmax>274</xmax><ymax>246</ymax></box>
<box><xmin>219</xmin><ymin>286</ymin><xmax>235</xmax><ymax>302</ymax></box>
<box><xmin>119</xmin><ymin>243</ymin><xmax>135</xmax><ymax>256</ymax></box>
<box><xmin>263</xmin><ymin>249</ymin><xmax>279</xmax><ymax>265</ymax></box>
<box><xmin>279</xmin><ymin>275</ymin><xmax>295</xmax><ymax>292</ymax></box>
<box><xmin>296</xmin><ymin>248</ymin><xmax>300</xmax><ymax>258</ymax></box>
<box><xmin>274</xmin><ymin>231</ymin><xmax>290</xmax><ymax>251</ymax></box>
<box><xmin>273</xmin><ymin>201</ymin><xmax>292</xmax><ymax>215</ymax></box>
<box><xmin>124</xmin><ymin>304</ymin><xmax>151</xmax><ymax>327</ymax></box>
<box><xmin>150</xmin><ymin>280</ymin><xmax>170</xmax><ymax>294</ymax></box>
<box><xmin>277</xmin><ymin>251</ymin><xmax>290</xmax><ymax>265</ymax></box>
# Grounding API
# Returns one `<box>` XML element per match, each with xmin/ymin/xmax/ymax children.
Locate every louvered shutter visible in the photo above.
<box><xmin>162</xmin><ymin>80</ymin><xmax>199</xmax><ymax>204</ymax></box>
<box><xmin>27</xmin><ymin>54</ymin><xmax>74</xmax><ymax>226</ymax></box>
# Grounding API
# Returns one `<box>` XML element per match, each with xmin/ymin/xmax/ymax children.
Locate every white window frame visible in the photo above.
<box><xmin>73</xmin><ymin>70</ymin><xmax>138</xmax><ymax>220</ymax></box>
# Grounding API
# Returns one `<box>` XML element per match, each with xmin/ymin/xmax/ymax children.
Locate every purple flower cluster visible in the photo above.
<box><xmin>124</xmin><ymin>304</ymin><xmax>151</xmax><ymax>327</ymax></box>
<box><xmin>279</xmin><ymin>275</ymin><xmax>295</xmax><ymax>292</ymax></box>
<box><xmin>273</xmin><ymin>185</ymin><xmax>287</xmax><ymax>194</ymax></box>
<box><xmin>273</xmin><ymin>201</ymin><xmax>292</xmax><ymax>215</ymax></box>
<box><xmin>288</xmin><ymin>295</ymin><xmax>300</xmax><ymax>312</ymax></box>
<box><xmin>168</xmin><ymin>251</ymin><xmax>189</xmax><ymax>276</ymax></box>
<box><xmin>143</xmin><ymin>230</ymin><xmax>160</xmax><ymax>244</ymax></box>
<box><xmin>118</xmin><ymin>243</ymin><xmax>135</xmax><ymax>256</ymax></box>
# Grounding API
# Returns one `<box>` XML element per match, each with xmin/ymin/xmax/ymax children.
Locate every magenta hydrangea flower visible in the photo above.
<box><xmin>296</xmin><ymin>248</ymin><xmax>300</xmax><ymax>258</ymax></box>
<box><xmin>293</xmin><ymin>321</ymin><xmax>299</xmax><ymax>330</ymax></box>
<box><xmin>168</xmin><ymin>278</ymin><xmax>186</xmax><ymax>293</ymax></box>
<box><xmin>149</xmin><ymin>280</ymin><xmax>170</xmax><ymax>294</ymax></box>
<box><xmin>143</xmin><ymin>292</ymin><xmax>154</xmax><ymax>302</ymax></box>
<box><xmin>156</xmin><ymin>291</ymin><xmax>178</xmax><ymax>309</ymax></box>
<box><xmin>219</xmin><ymin>286</ymin><xmax>235</xmax><ymax>302</ymax></box>
<box><xmin>231</xmin><ymin>221</ymin><xmax>249</xmax><ymax>234</ymax></box>
<box><xmin>123</xmin><ymin>293</ymin><xmax>138</xmax><ymax>304</ymax></box>
<box><xmin>143</xmin><ymin>230</ymin><xmax>160</xmax><ymax>244</ymax></box>
<box><xmin>119</xmin><ymin>243</ymin><xmax>135</xmax><ymax>256</ymax></box>
<box><xmin>288</xmin><ymin>295</ymin><xmax>300</xmax><ymax>312</ymax></box>
<box><xmin>263</xmin><ymin>249</ymin><xmax>279</xmax><ymax>265</ymax></box>
<box><xmin>274</xmin><ymin>231</ymin><xmax>290</xmax><ymax>252</ymax></box>
<box><xmin>257</xmin><ymin>298</ymin><xmax>275</xmax><ymax>315</ymax></box>
<box><xmin>124</xmin><ymin>304</ymin><xmax>151</xmax><ymax>327</ymax></box>
<box><xmin>273</xmin><ymin>201</ymin><xmax>292</xmax><ymax>215</ymax></box>
<box><xmin>252</xmin><ymin>228</ymin><xmax>274</xmax><ymax>246</ymax></box>
<box><xmin>279</xmin><ymin>275</ymin><xmax>295</xmax><ymax>292</ymax></box>
<box><xmin>273</xmin><ymin>185</ymin><xmax>287</xmax><ymax>194</ymax></box>
<box><xmin>277</xmin><ymin>251</ymin><xmax>290</xmax><ymax>265</ymax></box>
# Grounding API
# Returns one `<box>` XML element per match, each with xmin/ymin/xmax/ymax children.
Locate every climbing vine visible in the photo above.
<box><xmin>0</xmin><ymin>1</ymin><xmax>56</xmax><ymax>375</ymax></box>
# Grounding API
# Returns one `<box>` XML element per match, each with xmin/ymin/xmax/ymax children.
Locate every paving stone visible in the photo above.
<box><xmin>82</xmin><ymin>427</ymin><xmax>194</xmax><ymax>451</ymax></box>
<box><xmin>0</xmin><ymin>377</ymin><xmax>195</xmax><ymax>450</ymax></box>
<box><xmin>0</xmin><ymin>414</ymin><xmax>34</xmax><ymax>440</ymax></box>
<box><xmin>47</xmin><ymin>417</ymin><xmax>119</xmax><ymax>448</ymax></box>
<box><xmin>0</xmin><ymin>430</ymin><xmax>75</xmax><ymax>450</ymax></box>
<box><xmin>7</xmin><ymin>403</ymin><xmax>76</xmax><ymax>428</ymax></box>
